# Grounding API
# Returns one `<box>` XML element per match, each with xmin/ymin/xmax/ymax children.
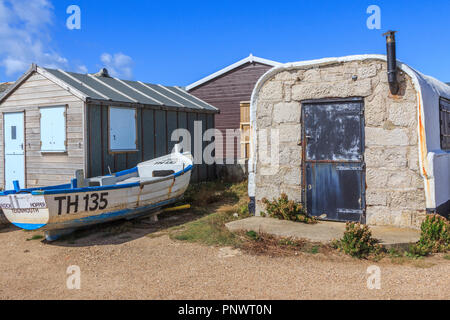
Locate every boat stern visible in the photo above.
<box><xmin>0</xmin><ymin>194</ymin><xmax>49</xmax><ymax>230</ymax></box>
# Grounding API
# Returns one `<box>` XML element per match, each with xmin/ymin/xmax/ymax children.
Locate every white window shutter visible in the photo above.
<box><xmin>109</xmin><ymin>107</ymin><xmax>137</xmax><ymax>151</ymax></box>
<box><xmin>40</xmin><ymin>106</ymin><xmax>66</xmax><ymax>152</ymax></box>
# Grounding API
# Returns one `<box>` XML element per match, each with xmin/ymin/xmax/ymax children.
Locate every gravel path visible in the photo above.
<box><xmin>0</xmin><ymin>225</ymin><xmax>448</xmax><ymax>300</ymax></box>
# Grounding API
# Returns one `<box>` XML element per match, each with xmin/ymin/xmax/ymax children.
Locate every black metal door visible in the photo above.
<box><xmin>302</xmin><ymin>98</ymin><xmax>366</xmax><ymax>222</ymax></box>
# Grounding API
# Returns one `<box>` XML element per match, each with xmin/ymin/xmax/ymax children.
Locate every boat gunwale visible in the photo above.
<box><xmin>0</xmin><ymin>164</ymin><xmax>193</xmax><ymax>196</ymax></box>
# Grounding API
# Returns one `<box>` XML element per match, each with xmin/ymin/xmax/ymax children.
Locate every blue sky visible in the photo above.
<box><xmin>0</xmin><ymin>0</ymin><xmax>449</xmax><ymax>85</ymax></box>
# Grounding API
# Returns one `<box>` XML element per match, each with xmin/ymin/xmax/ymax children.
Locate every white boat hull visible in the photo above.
<box><xmin>0</xmin><ymin>150</ymin><xmax>193</xmax><ymax>236</ymax></box>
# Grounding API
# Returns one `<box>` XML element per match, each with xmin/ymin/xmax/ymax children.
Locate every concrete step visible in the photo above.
<box><xmin>226</xmin><ymin>217</ymin><xmax>420</xmax><ymax>251</ymax></box>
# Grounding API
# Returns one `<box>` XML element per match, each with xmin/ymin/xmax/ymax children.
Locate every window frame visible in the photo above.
<box><xmin>108</xmin><ymin>106</ymin><xmax>138</xmax><ymax>154</ymax></box>
<box><xmin>39</xmin><ymin>105</ymin><xmax>67</xmax><ymax>153</ymax></box>
<box><xmin>239</xmin><ymin>101</ymin><xmax>251</xmax><ymax>160</ymax></box>
<box><xmin>439</xmin><ymin>97</ymin><xmax>450</xmax><ymax>151</ymax></box>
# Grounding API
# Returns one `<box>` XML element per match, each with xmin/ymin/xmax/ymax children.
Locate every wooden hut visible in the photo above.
<box><xmin>0</xmin><ymin>64</ymin><xmax>218</xmax><ymax>191</ymax></box>
<box><xmin>187</xmin><ymin>55</ymin><xmax>281</xmax><ymax>180</ymax></box>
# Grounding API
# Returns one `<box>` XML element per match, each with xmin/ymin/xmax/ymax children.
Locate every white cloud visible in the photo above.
<box><xmin>76</xmin><ymin>65</ymin><xmax>88</xmax><ymax>74</ymax></box>
<box><xmin>100</xmin><ymin>53</ymin><xmax>134</xmax><ymax>79</ymax></box>
<box><xmin>0</xmin><ymin>0</ymin><xmax>68</xmax><ymax>77</ymax></box>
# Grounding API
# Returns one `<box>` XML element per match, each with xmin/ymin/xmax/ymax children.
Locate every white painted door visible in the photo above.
<box><xmin>4</xmin><ymin>112</ymin><xmax>25</xmax><ymax>190</ymax></box>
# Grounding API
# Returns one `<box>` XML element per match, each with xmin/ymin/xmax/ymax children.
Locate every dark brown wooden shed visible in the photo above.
<box><xmin>187</xmin><ymin>55</ymin><xmax>281</xmax><ymax>170</ymax></box>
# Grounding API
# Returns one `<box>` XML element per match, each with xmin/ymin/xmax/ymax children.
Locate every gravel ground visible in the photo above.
<box><xmin>0</xmin><ymin>223</ymin><xmax>449</xmax><ymax>300</ymax></box>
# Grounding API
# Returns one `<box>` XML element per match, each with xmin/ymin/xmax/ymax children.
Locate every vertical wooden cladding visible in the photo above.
<box><xmin>166</xmin><ymin>111</ymin><xmax>178</xmax><ymax>153</ymax></box>
<box><xmin>87</xmin><ymin>105</ymin><xmax>216</xmax><ymax>182</ymax></box>
<box><xmin>154</xmin><ymin>110</ymin><xmax>167</xmax><ymax>158</ymax></box>
<box><xmin>188</xmin><ymin>62</ymin><xmax>273</xmax><ymax>160</ymax></box>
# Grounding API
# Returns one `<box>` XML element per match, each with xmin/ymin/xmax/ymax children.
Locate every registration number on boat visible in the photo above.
<box><xmin>54</xmin><ymin>192</ymin><xmax>109</xmax><ymax>215</ymax></box>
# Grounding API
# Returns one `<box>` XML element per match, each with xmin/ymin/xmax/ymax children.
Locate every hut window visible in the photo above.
<box><xmin>40</xmin><ymin>106</ymin><xmax>67</xmax><ymax>152</ymax></box>
<box><xmin>109</xmin><ymin>107</ymin><xmax>137</xmax><ymax>152</ymax></box>
<box><xmin>11</xmin><ymin>126</ymin><xmax>17</xmax><ymax>140</ymax></box>
<box><xmin>440</xmin><ymin>98</ymin><xmax>450</xmax><ymax>150</ymax></box>
<box><xmin>240</xmin><ymin>102</ymin><xmax>251</xmax><ymax>160</ymax></box>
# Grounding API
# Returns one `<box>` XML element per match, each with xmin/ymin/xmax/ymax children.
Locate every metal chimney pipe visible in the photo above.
<box><xmin>383</xmin><ymin>30</ymin><xmax>399</xmax><ymax>95</ymax></box>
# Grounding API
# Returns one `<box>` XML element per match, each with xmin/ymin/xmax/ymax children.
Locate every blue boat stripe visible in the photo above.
<box><xmin>0</xmin><ymin>183</ymin><xmax>71</xmax><ymax>196</ymax></box>
<box><xmin>115</xmin><ymin>167</ymin><xmax>138</xmax><ymax>177</ymax></box>
<box><xmin>174</xmin><ymin>164</ymin><xmax>193</xmax><ymax>177</ymax></box>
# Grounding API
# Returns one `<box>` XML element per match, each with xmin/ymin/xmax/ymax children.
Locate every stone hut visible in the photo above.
<box><xmin>248</xmin><ymin>55</ymin><xmax>450</xmax><ymax>228</ymax></box>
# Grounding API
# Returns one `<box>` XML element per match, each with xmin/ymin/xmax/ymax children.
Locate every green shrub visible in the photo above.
<box><xmin>246</xmin><ymin>230</ymin><xmax>260</xmax><ymax>241</ymax></box>
<box><xmin>261</xmin><ymin>193</ymin><xmax>316</xmax><ymax>224</ymax></box>
<box><xmin>409</xmin><ymin>214</ymin><xmax>449</xmax><ymax>256</ymax></box>
<box><xmin>26</xmin><ymin>234</ymin><xmax>44</xmax><ymax>241</ymax></box>
<box><xmin>333</xmin><ymin>222</ymin><xmax>383</xmax><ymax>259</ymax></box>
<box><xmin>239</xmin><ymin>203</ymin><xmax>249</xmax><ymax>215</ymax></box>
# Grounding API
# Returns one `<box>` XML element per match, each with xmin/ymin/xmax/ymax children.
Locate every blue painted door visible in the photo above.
<box><xmin>302</xmin><ymin>99</ymin><xmax>365</xmax><ymax>222</ymax></box>
<box><xmin>4</xmin><ymin>112</ymin><xmax>25</xmax><ymax>190</ymax></box>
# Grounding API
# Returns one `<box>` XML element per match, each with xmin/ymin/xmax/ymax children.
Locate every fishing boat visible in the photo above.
<box><xmin>0</xmin><ymin>146</ymin><xmax>193</xmax><ymax>241</ymax></box>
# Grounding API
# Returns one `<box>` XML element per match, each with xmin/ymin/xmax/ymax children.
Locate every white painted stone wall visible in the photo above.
<box><xmin>254</xmin><ymin>60</ymin><xmax>426</xmax><ymax>228</ymax></box>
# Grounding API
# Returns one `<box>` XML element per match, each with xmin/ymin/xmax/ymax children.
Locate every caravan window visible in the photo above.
<box><xmin>440</xmin><ymin>98</ymin><xmax>450</xmax><ymax>150</ymax></box>
<box><xmin>109</xmin><ymin>107</ymin><xmax>137</xmax><ymax>152</ymax></box>
<box><xmin>40</xmin><ymin>106</ymin><xmax>67</xmax><ymax>152</ymax></box>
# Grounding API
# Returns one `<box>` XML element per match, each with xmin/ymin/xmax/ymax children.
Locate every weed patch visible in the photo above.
<box><xmin>170</xmin><ymin>211</ymin><xmax>242</xmax><ymax>246</ymax></box>
<box><xmin>181</xmin><ymin>180</ymin><xmax>247</xmax><ymax>208</ymax></box>
<box><xmin>169</xmin><ymin>180</ymin><xmax>251</xmax><ymax>246</ymax></box>
<box><xmin>26</xmin><ymin>234</ymin><xmax>44</xmax><ymax>241</ymax></box>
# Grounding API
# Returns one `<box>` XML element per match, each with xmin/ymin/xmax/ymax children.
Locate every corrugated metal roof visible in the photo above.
<box><xmin>0</xmin><ymin>82</ymin><xmax>13</xmax><ymax>97</ymax></box>
<box><xmin>43</xmin><ymin>67</ymin><xmax>219</xmax><ymax>113</ymax></box>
